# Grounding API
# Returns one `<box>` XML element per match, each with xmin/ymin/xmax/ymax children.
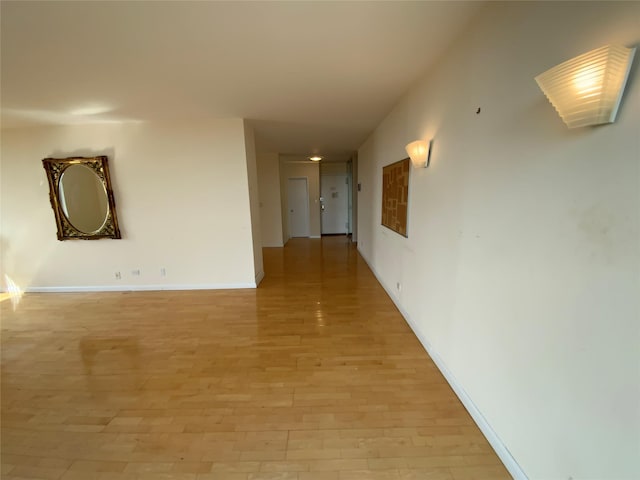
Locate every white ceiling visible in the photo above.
<box><xmin>1</xmin><ymin>1</ymin><xmax>482</xmax><ymax>159</ymax></box>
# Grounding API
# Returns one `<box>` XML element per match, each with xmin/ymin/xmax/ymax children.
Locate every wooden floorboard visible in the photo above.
<box><xmin>1</xmin><ymin>236</ymin><xmax>511</xmax><ymax>479</ymax></box>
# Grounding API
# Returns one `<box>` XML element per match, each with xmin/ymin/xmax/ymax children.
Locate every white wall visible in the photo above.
<box><xmin>242</xmin><ymin>120</ymin><xmax>264</xmax><ymax>283</ymax></box>
<box><xmin>1</xmin><ymin>119</ymin><xmax>260</xmax><ymax>290</ymax></box>
<box><xmin>280</xmin><ymin>160</ymin><xmax>321</xmax><ymax>239</ymax></box>
<box><xmin>320</xmin><ymin>162</ymin><xmax>348</xmax><ymax>175</ymax></box>
<box><xmin>357</xmin><ymin>2</ymin><xmax>640</xmax><ymax>479</ymax></box>
<box><xmin>256</xmin><ymin>152</ymin><xmax>284</xmax><ymax>247</ymax></box>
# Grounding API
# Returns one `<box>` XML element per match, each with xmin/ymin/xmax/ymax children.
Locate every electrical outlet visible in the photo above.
<box><xmin>131</xmin><ymin>269</ymin><xmax>140</xmax><ymax>276</ymax></box>
<box><xmin>396</xmin><ymin>282</ymin><xmax>401</xmax><ymax>291</ymax></box>
<box><xmin>115</xmin><ymin>271</ymin><xmax>121</xmax><ymax>280</ymax></box>
<box><xmin>160</xmin><ymin>268</ymin><xmax>166</xmax><ymax>277</ymax></box>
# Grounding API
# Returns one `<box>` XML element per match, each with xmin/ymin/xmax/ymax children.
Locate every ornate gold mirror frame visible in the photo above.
<box><xmin>42</xmin><ymin>156</ymin><xmax>122</xmax><ymax>240</ymax></box>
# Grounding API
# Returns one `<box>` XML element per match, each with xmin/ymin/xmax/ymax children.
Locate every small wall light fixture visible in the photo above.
<box><xmin>405</xmin><ymin>140</ymin><xmax>432</xmax><ymax>168</ymax></box>
<box><xmin>535</xmin><ymin>44</ymin><xmax>636</xmax><ymax>128</ymax></box>
<box><xmin>309</xmin><ymin>156</ymin><xmax>322</xmax><ymax>162</ymax></box>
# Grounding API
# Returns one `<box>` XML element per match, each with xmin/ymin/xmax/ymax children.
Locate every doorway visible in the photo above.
<box><xmin>287</xmin><ymin>177</ymin><xmax>310</xmax><ymax>238</ymax></box>
<box><xmin>320</xmin><ymin>173</ymin><xmax>349</xmax><ymax>235</ymax></box>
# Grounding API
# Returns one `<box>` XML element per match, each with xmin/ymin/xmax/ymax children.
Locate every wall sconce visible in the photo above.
<box><xmin>535</xmin><ymin>44</ymin><xmax>636</xmax><ymax>128</ymax></box>
<box><xmin>405</xmin><ymin>140</ymin><xmax>432</xmax><ymax>168</ymax></box>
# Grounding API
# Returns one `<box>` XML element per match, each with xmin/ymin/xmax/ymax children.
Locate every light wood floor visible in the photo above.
<box><xmin>1</xmin><ymin>237</ymin><xmax>511</xmax><ymax>480</ymax></box>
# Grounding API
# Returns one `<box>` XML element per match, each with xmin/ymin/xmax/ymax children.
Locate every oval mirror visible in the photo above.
<box><xmin>43</xmin><ymin>156</ymin><xmax>121</xmax><ymax>240</ymax></box>
<box><xmin>58</xmin><ymin>164</ymin><xmax>109</xmax><ymax>233</ymax></box>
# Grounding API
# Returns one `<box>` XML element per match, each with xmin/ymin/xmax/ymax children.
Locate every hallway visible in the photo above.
<box><xmin>1</xmin><ymin>237</ymin><xmax>510</xmax><ymax>479</ymax></box>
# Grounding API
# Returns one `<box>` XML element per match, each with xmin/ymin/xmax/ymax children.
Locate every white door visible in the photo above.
<box><xmin>321</xmin><ymin>174</ymin><xmax>348</xmax><ymax>234</ymax></box>
<box><xmin>287</xmin><ymin>178</ymin><xmax>310</xmax><ymax>238</ymax></box>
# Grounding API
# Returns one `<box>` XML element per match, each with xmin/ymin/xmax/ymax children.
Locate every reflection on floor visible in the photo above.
<box><xmin>1</xmin><ymin>236</ymin><xmax>511</xmax><ymax>480</ymax></box>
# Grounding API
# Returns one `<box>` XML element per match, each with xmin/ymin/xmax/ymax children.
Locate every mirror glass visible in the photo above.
<box><xmin>42</xmin><ymin>156</ymin><xmax>122</xmax><ymax>240</ymax></box>
<box><xmin>59</xmin><ymin>164</ymin><xmax>109</xmax><ymax>233</ymax></box>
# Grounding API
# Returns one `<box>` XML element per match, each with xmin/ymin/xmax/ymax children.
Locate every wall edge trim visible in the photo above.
<box><xmin>23</xmin><ymin>283</ymin><xmax>257</xmax><ymax>293</ymax></box>
<box><xmin>357</xmin><ymin>247</ymin><xmax>528</xmax><ymax>480</ymax></box>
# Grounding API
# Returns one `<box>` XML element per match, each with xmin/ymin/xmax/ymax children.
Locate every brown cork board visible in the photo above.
<box><xmin>381</xmin><ymin>157</ymin><xmax>410</xmax><ymax>237</ymax></box>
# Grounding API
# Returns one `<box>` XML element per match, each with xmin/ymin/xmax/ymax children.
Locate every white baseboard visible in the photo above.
<box><xmin>255</xmin><ymin>270</ymin><xmax>265</xmax><ymax>286</ymax></box>
<box><xmin>309</xmin><ymin>235</ymin><xmax>321</xmax><ymax>239</ymax></box>
<box><xmin>357</xmin><ymin>248</ymin><xmax>527</xmax><ymax>480</ymax></box>
<box><xmin>25</xmin><ymin>283</ymin><xmax>257</xmax><ymax>293</ymax></box>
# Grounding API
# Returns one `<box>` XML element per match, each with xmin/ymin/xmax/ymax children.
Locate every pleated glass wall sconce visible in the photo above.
<box><xmin>405</xmin><ymin>140</ymin><xmax>432</xmax><ymax>168</ymax></box>
<box><xmin>535</xmin><ymin>45</ymin><xmax>636</xmax><ymax>128</ymax></box>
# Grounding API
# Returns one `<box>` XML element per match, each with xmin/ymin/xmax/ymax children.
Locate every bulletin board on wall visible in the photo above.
<box><xmin>381</xmin><ymin>157</ymin><xmax>410</xmax><ymax>237</ymax></box>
